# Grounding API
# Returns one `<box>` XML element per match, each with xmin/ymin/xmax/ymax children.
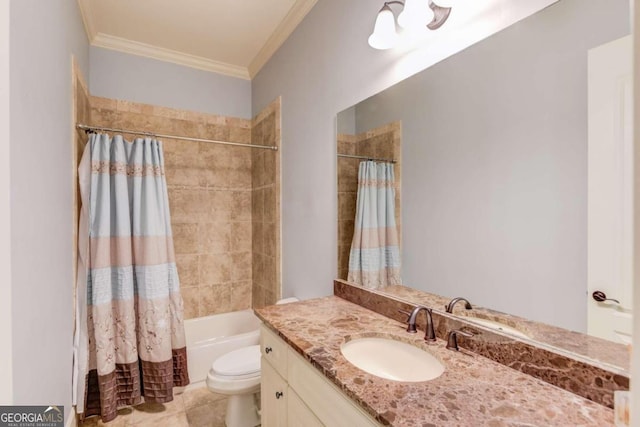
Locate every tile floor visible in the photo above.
<box><xmin>79</xmin><ymin>386</ymin><xmax>229</xmax><ymax>427</ymax></box>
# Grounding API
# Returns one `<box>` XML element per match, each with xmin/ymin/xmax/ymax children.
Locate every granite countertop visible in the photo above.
<box><xmin>255</xmin><ymin>296</ymin><xmax>613</xmax><ymax>426</ymax></box>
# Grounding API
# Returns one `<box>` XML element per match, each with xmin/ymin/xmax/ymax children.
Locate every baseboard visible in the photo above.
<box><xmin>65</xmin><ymin>407</ymin><xmax>77</xmax><ymax>427</ymax></box>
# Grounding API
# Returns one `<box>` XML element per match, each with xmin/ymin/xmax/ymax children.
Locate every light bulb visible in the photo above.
<box><xmin>368</xmin><ymin>4</ymin><xmax>399</xmax><ymax>50</ymax></box>
<box><xmin>398</xmin><ymin>0</ymin><xmax>432</xmax><ymax>31</ymax></box>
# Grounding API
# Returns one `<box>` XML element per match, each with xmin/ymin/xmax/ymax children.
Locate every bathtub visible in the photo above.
<box><xmin>184</xmin><ymin>309</ymin><xmax>261</xmax><ymax>385</ymax></box>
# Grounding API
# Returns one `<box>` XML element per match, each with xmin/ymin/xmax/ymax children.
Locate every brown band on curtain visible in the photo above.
<box><xmin>172</xmin><ymin>347</ymin><xmax>190</xmax><ymax>386</ymax></box>
<box><xmin>139</xmin><ymin>348</ymin><xmax>190</xmax><ymax>402</ymax></box>
<box><xmin>83</xmin><ymin>370</ymin><xmax>102</xmax><ymax>419</ymax></box>
<box><xmin>139</xmin><ymin>358</ymin><xmax>174</xmax><ymax>403</ymax></box>
<box><xmin>83</xmin><ymin>350</ymin><xmax>189</xmax><ymax>422</ymax></box>
<box><xmin>84</xmin><ymin>361</ymin><xmax>143</xmax><ymax>423</ymax></box>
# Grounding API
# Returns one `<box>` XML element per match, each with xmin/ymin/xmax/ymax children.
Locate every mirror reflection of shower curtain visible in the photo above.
<box><xmin>73</xmin><ymin>133</ymin><xmax>189</xmax><ymax>423</ymax></box>
<box><xmin>348</xmin><ymin>161</ymin><xmax>401</xmax><ymax>288</ymax></box>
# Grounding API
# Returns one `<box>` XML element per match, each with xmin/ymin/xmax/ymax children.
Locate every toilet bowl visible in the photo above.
<box><xmin>206</xmin><ymin>297</ymin><xmax>298</xmax><ymax>427</ymax></box>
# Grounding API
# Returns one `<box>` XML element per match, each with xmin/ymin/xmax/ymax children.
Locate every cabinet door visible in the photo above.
<box><xmin>287</xmin><ymin>348</ymin><xmax>380</xmax><ymax>427</ymax></box>
<box><xmin>261</xmin><ymin>325</ymin><xmax>289</xmax><ymax>379</ymax></box>
<box><xmin>288</xmin><ymin>388</ymin><xmax>323</xmax><ymax>427</ymax></box>
<box><xmin>261</xmin><ymin>357</ymin><xmax>288</xmax><ymax>427</ymax></box>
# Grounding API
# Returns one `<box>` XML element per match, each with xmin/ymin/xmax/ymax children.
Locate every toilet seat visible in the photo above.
<box><xmin>212</xmin><ymin>345</ymin><xmax>261</xmax><ymax>379</ymax></box>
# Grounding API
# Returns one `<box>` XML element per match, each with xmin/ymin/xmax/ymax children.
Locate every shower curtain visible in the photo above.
<box><xmin>348</xmin><ymin>161</ymin><xmax>401</xmax><ymax>288</ymax></box>
<box><xmin>73</xmin><ymin>133</ymin><xmax>189</xmax><ymax>422</ymax></box>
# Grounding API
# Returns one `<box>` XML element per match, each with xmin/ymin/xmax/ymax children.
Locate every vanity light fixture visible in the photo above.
<box><xmin>368</xmin><ymin>0</ymin><xmax>452</xmax><ymax>50</ymax></box>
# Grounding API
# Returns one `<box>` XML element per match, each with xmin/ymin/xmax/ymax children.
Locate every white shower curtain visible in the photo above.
<box><xmin>348</xmin><ymin>161</ymin><xmax>401</xmax><ymax>288</ymax></box>
<box><xmin>73</xmin><ymin>133</ymin><xmax>189</xmax><ymax>422</ymax></box>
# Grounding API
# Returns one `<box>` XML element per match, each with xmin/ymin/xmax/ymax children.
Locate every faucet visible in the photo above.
<box><xmin>404</xmin><ymin>306</ymin><xmax>437</xmax><ymax>342</ymax></box>
<box><xmin>445</xmin><ymin>297</ymin><xmax>473</xmax><ymax>313</ymax></box>
<box><xmin>446</xmin><ymin>329</ymin><xmax>474</xmax><ymax>351</ymax></box>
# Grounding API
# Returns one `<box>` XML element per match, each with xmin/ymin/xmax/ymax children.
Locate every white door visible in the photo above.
<box><xmin>588</xmin><ymin>35</ymin><xmax>633</xmax><ymax>344</ymax></box>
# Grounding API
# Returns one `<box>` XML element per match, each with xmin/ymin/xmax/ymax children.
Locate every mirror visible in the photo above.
<box><xmin>337</xmin><ymin>0</ymin><xmax>631</xmax><ymax>371</ymax></box>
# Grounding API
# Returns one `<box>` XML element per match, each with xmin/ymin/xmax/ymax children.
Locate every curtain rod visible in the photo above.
<box><xmin>76</xmin><ymin>124</ymin><xmax>278</xmax><ymax>151</ymax></box>
<box><xmin>337</xmin><ymin>153</ymin><xmax>396</xmax><ymax>163</ymax></box>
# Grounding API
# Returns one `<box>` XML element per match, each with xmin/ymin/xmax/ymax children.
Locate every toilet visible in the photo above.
<box><xmin>206</xmin><ymin>297</ymin><xmax>299</xmax><ymax>427</ymax></box>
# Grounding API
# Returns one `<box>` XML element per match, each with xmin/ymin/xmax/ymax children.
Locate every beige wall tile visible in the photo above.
<box><xmin>229</xmin><ymin>281</ymin><xmax>252</xmax><ymax>311</ymax></box>
<box><xmin>231</xmin><ymin>252</ymin><xmax>252</xmax><ymax>281</ymax></box>
<box><xmin>263</xmin><ymin>113</ymin><xmax>275</xmax><ymax>145</ymax></box>
<box><xmin>337</xmin><ymin>139</ymin><xmax>356</xmax><ymax>155</ymax></box>
<box><xmin>165</xmin><ymin>167</ymin><xmax>202</xmax><ymax>188</ymax></box>
<box><xmin>176</xmin><ymin>254</ymin><xmax>199</xmax><ymax>287</ymax></box>
<box><xmin>201</xmin><ymin>123</ymin><xmax>230</xmax><ymax>141</ymax></box>
<box><xmin>252</xmin><ymin>222</ymin><xmax>264</xmax><ymax>256</ymax></box>
<box><xmin>251</xmin><ymin>151</ymin><xmax>264</xmax><ymax>187</ymax></box>
<box><xmin>90</xmin><ymin>96</ymin><xmax>117</xmax><ymax>110</ymax></box>
<box><xmin>89</xmin><ymin>108</ymin><xmax>118</xmax><ymax>128</ymax></box>
<box><xmin>338</xmin><ymin>191</ymin><xmax>357</xmax><ymax>221</ymax></box>
<box><xmin>168</xmin><ymin>189</ymin><xmax>210</xmax><ymax>224</ymax></box>
<box><xmin>264</xmin><ymin>222</ymin><xmax>277</xmax><ymax>257</ymax></box>
<box><xmin>230</xmin><ymin>222</ymin><xmax>252</xmax><ymax>252</ymax></box>
<box><xmin>172</xmin><ymin>119</ymin><xmax>201</xmax><ymax>137</ymax></box>
<box><xmin>181</xmin><ymin>287</ymin><xmax>199</xmax><ymax>320</ymax></box>
<box><xmin>173</xmin><ymin>223</ymin><xmax>199</xmax><ymax>255</ymax></box>
<box><xmin>263</xmin><ymin>151</ymin><xmax>276</xmax><ymax>184</ymax></box>
<box><xmin>337</xmin><ymin>160</ymin><xmax>359</xmax><ymax>192</ymax></box>
<box><xmin>199</xmin><ymin>284</ymin><xmax>231</xmax><ymax>316</ymax></box>
<box><xmin>339</xmin><ymin>220</ymin><xmax>355</xmax><ymax>249</ymax></box>
<box><xmin>263</xmin><ymin>255</ymin><xmax>276</xmax><ymax>290</ymax></box>
<box><xmin>263</xmin><ymin>185</ymin><xmax>276</xmax><ymax>223</ymax></box>
<box><xmin>252</xmin><ymin>253</ymin><xmax>264</xmax><ymax>289</ymax></box>
<box><xmin>199</xmin><ymin>253</ymin><xmax>232</xmax><ymax>284</ymax></box>
<box><xmin>163</xmin><ymin>138</ymin><xmax>200</xmax><ymax>169</ymax></box>
<box><xmin>198</xmin><ymin>222</ymin><xmax>231</xmax><ymax>255</ymax></box>
<box><xmin>229</xmin><ymin>127</ymin><xmax>251</xmax><ymax>144</ymax></box>
<box><xmin>251</xmin><ymin>121</ymin><xmax>263</xmax><ymax>146</ymax></box>
<box><xmin>264</xmin><ymin>287</ymin><xmax>277</xmax><ymax>307</ymax></box>
<box><xmin>252</xmin><ymin>189</ymin><xmax>264</xmax><ymax>222</ymax></box>
<box><xmin>206</xmin><ymin>190</ymin><xmax>234</xmax><ymax>222</ymax></box>
<box><xmin>251</xmin><ymin>285</ymin><xmax>265</xmax><ymax>309</ymax></box>
<box><xmin>231</xmin><ymin>191</ymin><xmax>251</xmax><ymax>221</ymax></box>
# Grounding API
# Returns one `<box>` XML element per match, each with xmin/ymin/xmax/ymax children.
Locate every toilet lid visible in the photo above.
<box><xmin>212</xmin><ymin>345</ymin><xmax>261</xmax><ymax>378</ymax></box>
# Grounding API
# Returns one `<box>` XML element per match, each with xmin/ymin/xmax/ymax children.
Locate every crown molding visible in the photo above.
<box><xmin>77</xmin><ymin>0</ymin><xmax>96</xmax><ymax>43</ymax></box>
<box><xmin>248</xmin><ymin>0</ymin><xmax>318</xmax><ymax>78</ymax></box>
<box><xmin>92</xmin><ymin>33</ymin><xmax>251</xmax><ymax>80</ymax></box>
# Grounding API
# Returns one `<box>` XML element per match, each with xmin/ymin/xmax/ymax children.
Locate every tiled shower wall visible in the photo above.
<box><xmin>87</xmin><ymin>97</ymin><xmax>279</xmax><ymax>319</ymax></box>
<box><xmin>336</xmin><ymin>121</ymin><xmax>402</xmax><ymax>280</ymax></box>
<box><xmin>251</xmin><ymin>99</ymin><xmax>281</xmax><ymax>308</ymax></box>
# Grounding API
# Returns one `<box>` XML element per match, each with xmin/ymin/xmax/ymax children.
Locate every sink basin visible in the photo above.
<box><xmin>340</xmin><ymin>337</ymin><xmax>444</xmax><ymax>382</ymax></box>
<box><xmin>465</xmin><ymin>317</ymin><xmax>530</xmax><ymax>339</ymax></box>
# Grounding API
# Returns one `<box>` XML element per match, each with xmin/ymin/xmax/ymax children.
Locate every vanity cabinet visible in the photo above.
<box><xmin>260</xmin><ymin>325</ymin><xmax>379</xmax><ymax>427</ymax></box>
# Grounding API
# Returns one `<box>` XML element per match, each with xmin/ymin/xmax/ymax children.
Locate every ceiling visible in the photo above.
<box><xmin>77</xmin><ymin>0</ymin><xmax>318</xmax><ymax>80</ymax></box>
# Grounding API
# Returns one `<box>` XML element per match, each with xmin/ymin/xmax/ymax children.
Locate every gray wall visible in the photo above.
<box><xmin>90</xmin><ymin>47</ymin><xmax>252</xmax><ymax>119</ymax></box>
<box><xmin>0</xmin><ymin>0</ymin><xmax>11</xmax><ymax>404</ymax></box>
<box><xmin>337</xmin><ymin>105</ymin><xmax>356</xmax><ymax>135</ymax></box>
<box><xmin>252</xmin><ymin>0</ymin><xmax>558</xmax><ymax>301</ymax></box>
<box><xmin>9</xmin><ymin>0</ymin><xmax>89</xmax><ymax>421</ymax></box>
<box><xmin>352</xmin><ymin>0</ymin><xmax>629</xmax><ymax>332</ymax></box>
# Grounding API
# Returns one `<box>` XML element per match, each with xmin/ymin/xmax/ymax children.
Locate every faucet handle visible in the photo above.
<box><xmin>400</xmin><ymin>308</ymin><xmax>420</xmax><ymax>333</ymax></box>
<box><xmin>397</xmin><ymin>309</ymin><xmax>416</xmax><ymax>333</ymax></box>
<box><xmin>446</xmin><ymin>329</ymin><xmax>474</xmax><ymax>351</ymax></box>
<box><xmin>397</xmin><ymin>309</ymin><xmax>412</xmax><ymax>320</ymax></box>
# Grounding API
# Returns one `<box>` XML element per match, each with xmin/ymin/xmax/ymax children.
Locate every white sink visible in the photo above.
<box><xmin>340</xmin><ymin>337</ymin><xmax>444</xmax><ymax>382</ymax></box>
<box><xmin>465</xmin><ymin>317</ymin><xmax>530</xmax><ymax>339</ymax></box>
